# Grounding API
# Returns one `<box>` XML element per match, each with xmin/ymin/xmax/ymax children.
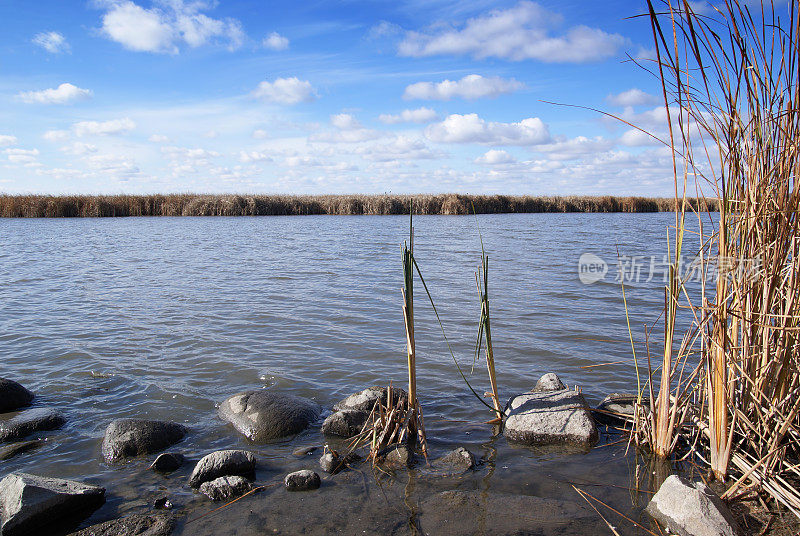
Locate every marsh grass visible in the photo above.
<box><xmin>0</xmin><ymin>194</ymin><xmax>717</xmax><ymax>217</ymax></box>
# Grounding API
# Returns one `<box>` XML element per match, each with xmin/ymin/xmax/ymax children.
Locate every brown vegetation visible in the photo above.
<box><xmin>0</xmin><ymin>194</ymin><xmax>717</xmax><ymax>217</ymax></box>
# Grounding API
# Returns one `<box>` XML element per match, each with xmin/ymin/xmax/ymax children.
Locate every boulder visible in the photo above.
<box><xmin>102</xmin><ymin>419</ymin><xmax>187</xmax><ymax>462</ymax></box>
<box><xmin>594</xmin><ymin>393</ymin><xmax>647</xmax><ymax>425</ymax></box>
<box><xmin>0</xmin><ymin>379</ymin><xmax>34</xmax><ymax>413</ymax></box>
<box><xmin>379</xmin><ymin>444</ymin><xmax>413</xmax><ymax>468</ymax></box>
<box><xmin>149</xmin><ymin>452</ymin><xmax>186</xmax><ymax>473</ymax></box>
<box><xmin>218</xmin><ymin>390</ymin><xmax>320</xmax><ymax>442</ymax></box>
<box><xmin>319</xmin><ymin>451</ymin><xmax>361</xmax><ymax>474</ymax></box>
<box><xmin>199</xmin><ymin>476</ymin><xmax>253</xmax><ymax>502</ymax></box>
<box><xmin>188</xmin><ymin>450</ymin><xmax>256</xmax><ymax>488</ymax></box>
<box><xmin>504</xmin><ymin>386</ymin><xmax>598</xmax><ymax>447</ymax></box>
<box><xmin>333</xmin><ymin>386</ymin><xmax>406</xmax><ymax>412</ymax></box>
<box><xmin>435</xmin><ymin>447</ymin><xmax>475</xmax><ymax>473</ymax></box>
<box><xmin>0</xmin><ymin>440</ymin><xmax>43</xmax><ymax>461</ymax></box>
<box><xmin>533</xmin><ymin>373</ymin><xmax>566</xmax><ymax>392</ymax></box>
<box><xmin>321</xmin><ymin>410</ymin><xmax>369</xmax><ymax>438</ymax></box>
<box><xmin>646</xmin><ymin>475</ymin><xmax>740</xmax><ymax>536</ymax></box>
<box><xmin>284</xmin><ymin>470</ymin><xmax>321</xmax><ymax>491</ymax></box>
<box><xmin>0</xmin><ymin>408</ymin><xmax>66</xmax><ymax>442</ymax></box>
<box><xmin>67</xmin><ymin>513</ymin><xmax>175</xmax><ymax>536</ymax></box>
<box><xmin>0</xmin><ymin>473</ymin><xmax>105</xmax><ymax>536</ymax></box>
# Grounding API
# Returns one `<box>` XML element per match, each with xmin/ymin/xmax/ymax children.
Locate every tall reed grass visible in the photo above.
<box><xmin>0</xmin><ymin>194</ymin><xmax>716</xmax><ymax>217</ymax></box>
<box><xmin>636</xmin><ymin>0</ymin><xmax>800</xmax><ymax>517</ymax></box>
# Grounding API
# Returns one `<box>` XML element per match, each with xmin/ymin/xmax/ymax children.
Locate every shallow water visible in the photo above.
<box><xmin>0</xmin><ymin>213</ymin><xmax>708</xmax><ymax>535</ymax></box>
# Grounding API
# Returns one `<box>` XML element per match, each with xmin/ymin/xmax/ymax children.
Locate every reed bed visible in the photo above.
<box><xmin>0</xmin><ymin>194</ymin><xmax>717</xmax><ymax>218</ymax></box>
<box><xmin>633</xmin><ymin>0</ymin><xmax>800</xmax><ymax>519</ymax></box>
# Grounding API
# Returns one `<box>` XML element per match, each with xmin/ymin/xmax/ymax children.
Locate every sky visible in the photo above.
<box><xmin>0</xmin><ymin>0</ymin><xmax>693</xmax><ymax>195</ymax></box>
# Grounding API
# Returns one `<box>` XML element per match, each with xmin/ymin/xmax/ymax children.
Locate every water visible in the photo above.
<box><xmin>0</xmin><ymin>213</ymin><xmax>705</xmax><ymax>535</ymax></box>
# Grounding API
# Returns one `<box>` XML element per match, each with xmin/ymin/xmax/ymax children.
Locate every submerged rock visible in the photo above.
<box><xmin>594</xmin><ymin>393</ymin><xmax>648</xmax><ymax>425</ymax></box>
<box><xmin>0</xmin><ymin>408</ymin><xmax>66</xmax><ymax>442</ymax></box>
<box><xmin>319</xmin><ymin>450</ymin><xmax>362</xmax><ymax>474</ymax></box>
<box><xmin>0</xmin><ymin>379</ymin><xmax>34</xmax><ymax>413</ymax></box>
<box><xmin>0</xmin><ymin>439</ymin><xmax>43</xmax><ymax>461</ymax></box>
<box><xmin>646</xmin><ymin>475</ymin><xmax>740</xmax><ymax>536</ymax></box>
<box><xmin>149</xmin><ymin>452</ymin><xmax>186</xmax><ymax>473</ymax></box>
<box><xmin>199</xmin><ymin>475</ymin><xmax>253</xmax><ymax>502</ymax></box>
<box><xmin>218</xmin><ymin>390</ymin><xmax>320</xmax><ymax>442</ymax></box>
<box><xmin>292</xmin><ymin>445</ymin><xmax>319</xmax><ymax>457</ymax></box>
<box><xmin>188</xmin><ymin>450</ymin><xmax>257</xmax><ymax>488</ymax></box>
<box><xmin>67</xmin><ymin>513</ymin><xmax>175</xmax><ymax>536</ymax></box>
<box><xmin>378</xmin><ymin>444</ymin><xmax>413</xmax><ymax>468</ymax></box>
<box><xmin>102</xmin><ymin>419</ymin><xmax>187</xmax><ymax>462</ymax></box>
<box><xmin>533</xmin><ymin>373</ymin><xmax>566</xmax><ymax>392</ymax></box>
<box><xmin>0</xmin><ymin>473</ymin><xmax>105</xmax><ymax>536</ymax></box>
<box><xmin>284</xmin><ymin>470</ymin><xmax>321</xmax><ymax>491</ymax></box>
<box><xmin>434</xmin><ymin>447</ymin><xmax>475</xmax><ymax>474</ymax></box>
<box><xmin>333</xmin><ymin>386</ymin><xmax>407</xmax><ymax>412</ymax></box>
<box><xmin>504</xmin><ymin>378</ymin><xmax>598</xmax><ymax>447</ymax></box>
<box><xmin>321</xmin><ymin>409</ymin><xmax>369</xmax><ymax>438</ymax></box>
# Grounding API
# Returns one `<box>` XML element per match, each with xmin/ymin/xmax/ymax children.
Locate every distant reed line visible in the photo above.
<box><xmin>0</xmin><ymin>194</ymin><xmax>718</xmax><ymax>218</ymax></box>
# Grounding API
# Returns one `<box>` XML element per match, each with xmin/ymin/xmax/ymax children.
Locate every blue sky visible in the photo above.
<box><xmin>0</xmin><ymin>0</ymin><xmax>684</xmax><ymax>195</ymax></box>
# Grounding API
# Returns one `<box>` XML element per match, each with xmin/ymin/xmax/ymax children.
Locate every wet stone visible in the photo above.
<box><xmin>102</xmin><ymin>419</ymin><xmax>187</xmax><ymax>462</ymax></box>
<box><xmin>0</xmin><ymin>408</ymin><xmax>66</xmax><ymax>442</ymax></box>
<box><xmin>0</xmin><ymin>379</ymin><xmax>34</xmax><ymax>413</ymax></box>
<box><xmin>285</xmin><ymin>470</ymin><xmax>321</xmax><ymax>491</ymax></box>
<box><xmin>149</xmin><ymin>452</ymin><xmax>186</xmax><ymax>473</ymax></box>
<box><xmin>188</xmin><ymin>450</ymin><xmax>257</xmax><ymax>488</ymax></box>
<box><xmin>199</xmin><ymin>475</ymin><xmax>253</xmax><ymax>502</ymax></box>
<box><xmin>218</xmin><ymin>390</ymin><xmax>320</xmax><ymax>442</ymax></box>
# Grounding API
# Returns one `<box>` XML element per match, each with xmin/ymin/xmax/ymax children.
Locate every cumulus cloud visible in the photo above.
<box><xmin>43</xmin><ymin>130</ymin><xmax>70</xmax><ymax>142</ymax></box>
<box><xmin>5</xmin><ymin>148</ymin><xmax>40</xmax><ymax>165</ymax></box>
<box><xmin>535</xmin><ymin>136</ymin><xmax>614</xmax><ymax>160</ymax></box>
<box><xmin>99</xmin><ymin>0</ymin><xmax>244</xmax><ymax>54</ymax></box>
<box><xmin>330</xmin><ymin>113</ymin><xmax>362</xmax><ymax>130</ymax></box>
<box><xmin>74</xmin><ymin>118</ymin><xmax>136</xmax><ymax>137</ymax></box>
<box><xmin>398</xmin><ymin>1</ymin><xmax>626</xmax><ymax>63</ymax></box>
<box><xmin>607</xmin><ymin>88</ymin><xmax>659</xmax><ymax>107</ymax></box>
<box><xmin>252</xmin><ymin>129</ymin><xmax>269</xmax><ymax>139</ymax></box>
<box><xmin>425</xmin><ymin>113</ymin><xmax>550</xmax><ymax>145</ymax></box>
<box><xmin>0</xmin><ymin>135</ymin><xmax>17</xmax><ymax>147</ymax></box>
<box><xmin>60</xmin><ymin>142</ymin><xmax>98</xmax><ymax>155</ymax></box>
<box><xmin>32</xmin><ymin>31</ymin><xmax>70</xmax><ymax>53</ymax></box>
<box><xmin>263</xmin><ymin>31</ymin><xmax>289</xmax><ymax>50</ymax></box>
<box><xmin>149</xmin><ymin>134</ymin><xmax>170</xmax><ymax>143</ymax></box>
<box><xmin>356</xmin><ymin>137</ymin><xmax>441</xmax><ymax>162</ymax></box>
<box><xmin>252</xmin><ymin>77</ymin><xmax>316</xmax><ymax>105</ymax></box>
<box><xmin>162</xmin><ymin>145</ymin><xmax>220</xmax><ymax>160</ymax></box>
<box><xmin>17</xmin><ymin>83</ymin><xmax>92</xmax><ymax>105</ymax></box>
<box><xmin>475</xmin><ymin>149</ymin><xmax>515</xmax><ymax>164</ymax></box>
<box><xmin>239</xmin><ymin>150</ymin><xmax>272</xmax><ymax>163</ymax></box>
<box><xmin>403</xmin><ymin>75</ymin><xmax>523</xmax><ymax>101</ymax></box>
<box><xmin>378</xmin><ymin>107</ymin><xmax>438</xmax><ymax>124</ymax></box>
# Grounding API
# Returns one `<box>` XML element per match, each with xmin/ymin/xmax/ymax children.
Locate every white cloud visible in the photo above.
<box><xmin>379</xmin><ymin>107</ymin><xmax>439</xmax><ymax>124</ymax></box>
<box><xmin>356</xmin><ymin>136</ymin><xmax>441</xmax><ymax>162</ymax></box>
<box><xmin>535</xmin><ymin>136</ymin><xmax>614</xmax><ymax>160</ymax></box>
<box><xmin>162</xmin><ymin>145</ymin><xmax>221</xmax><ymax>160</ymax></box>
<box><xmin>607</xmin><ymin>88</ymin><xmax>659</xmax><ymax>107</ymax></box>
<box><xmin>149</xmin><ymin>134</ymin><xmax>170</xmax><ymax>143</ymax></box>
<box><xmin>263</xmin><ymin>31</ymin><xmax>289</xmax><ymax>50</ymax></box>
<box><xmin>204</xmin><ymin>129</ymin><xmax>219</xmax><ymax>139</ymax></box>
<box><xmin>310</xmin><ymin>128</ymin><xmax>384</xmax><ymax>143</ymax></box>
<box><xmin>252</xmin><ymin>77</ymin><xmax>316</xmax><ymax>105</ymax></box>
<box><xmin>61</xmin><ymin>142</ymin><xmax>98</xmax><ymax>155</ymax></box>
<box><xmin>17</xmin><ymin>83</ymin><xmax>92</xmax><ymax>105</ymax></box>
<box><xmin>43</xmin><ymin>130</ymin><xmax>70</xmax><ymax>142</ymax></box>
<box><xmin>285</xmin><ymin>155</ymin><xmax>322</xmax><ymax>167</ymax></box>
<box><xmin>425</xmin><ymin>113</ymin><xmax>550</xmax><ymax>145</ymax></box>
<box><xmin>99</xmin><ymin>0</ymin><xmax>244</xmax><ymax>54</ymax></box>
<box><xmin>5</xmin><ymin>148</ymin><xmax>40</xmax><ymax>165</ymax></box>
<box><xmin>84</xmin><ymin>154</ymin><xmax>140</xmax><ymax>176</ymax></box>
<box><xmin>403</xmin><ymin>75</ymin><xmax>523</xmax><ymax>101</ymax></box>
<box><xmin>32</xmin><ymin>31</ymin><xmax>70</xmax><ymax>54</ymax></box>
<box><xmin>475</xmin><ymin>149</ymin><xmax>515</xmax><ymax>164</ymax></box>
<box><xmin>239</xmin><ymin>150</ymin><xmax>272</xmax><ymax>163</ymax></box>
<box><xmin>398</xmin><ymin>1</ymin><xmax>626</xmax><ymax>63</ymax></box>
<box><xmin>330</xmin><ymin>113</ymin><xmax>362</xmax><ymax>130</ymax></box>
<box><xmin>252</xmin><ymin>129</ymin><xmax>269</xmax><ymax>139</ymax></box>
<box><xmin>619</xmin><ymin>129</ymin><xmax>661</xmax><ymax>147</ymax></box>
<box><xmin>74</xmin><ymin>118</ymin><xmax>136</xmax><ymax>137</ymax></box>
<box><xmin>0</xmin><ymin>135</ymin><xmax>17</xmax><ymax>147</ymax></box>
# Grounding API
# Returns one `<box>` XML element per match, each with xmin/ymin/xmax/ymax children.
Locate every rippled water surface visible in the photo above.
<box><xmin>0</xmin><ymin>213</ymin><xmax>704</xmax><ymax>535</ymax></box>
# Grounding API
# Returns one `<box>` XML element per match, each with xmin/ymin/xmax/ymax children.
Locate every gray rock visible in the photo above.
<box><xmin>533</xmin><ymin>373</ymin><xmax>566</xmax><ymax>391</ymax></box>
<box><xmin>646</xmin><ymin>475</ymin><xmax>740</xmax><ymax>536</ymax></box>
<box><xmin>321</xmin><ymin>409</ymin><xmax>369</xmax><ymax>438</ymax></box>
<box><xmin>594</xmin><ymin>393</ymin><xmax>648</xmax><ymax>425</ymax></box>
<box><xmin>0</xmin><ymin>408</ymin><xmax>66</xmax><ymax>442</ymax></box>
<box><xmin>435</xmin><ymin>447</ymin><xmax>475</xmax><ymax>473</ymax></box>
<box><xmin>218</xmin><ymin>390</ymin><xmax>320</xmax><ymax>442</ymax></box>
<box><xmin>188</xmin><ymin>450</ymin><xmax>256</xmax><ymax>488</ymax></box>
<box><xmin>199</xmin><ymin>475</ymin><xmax>253</xmax><ymax>502</ymax></box>
<box><xmin>319</xmin><ymin>451</ymin><xmax>361</xmax><ymax>474</ymax></box>
<box><xmin>284</xmin><ymin>470</ymin><xmax>321</xmax><ymax>491</ymax></box>
<box><xmin>67</xmin><ymin>513</ymin><xmax>175</xmax><ymax>536</ymax></box>
<box><xmin>292</xmin><ymin>445</ymin><xmax>319</xmax><ymax>457</ymax></box>
<box><xmin>0</xmin><ymin>379</ymin><xmax>34</xmax><ymax>413</ymax></box>
<box><xmin>149</xmin><ymin>452</ymin><xmax>186</xmax><ymax>473</ymax></box>
<box><xmin>380</xmin><ymin>444</ymin><xmax>413</xmax><ymax>468</ymax></box>
<box><xmin>0</xmin><ymin>473</ymin><xmax>105</xmax><ymax>536</ymax></box>
<box><xmin>504</xmin><ymin>389</ymin><xmax>598</xmax><ymax>447</ymax></box>
<box><xmin>0</xmin><ymin>439</ymin><xmax>43</xmax><ymax>461</ymax></box>
<box><xmin>102</xmin><ymin>419</ymin><xmax>187</xmax><ymax>462</ymax></box>
<box><xmin>333</xmin><ymin>386</ymin><xmax>407</xmax><ymax>412</ymax></box>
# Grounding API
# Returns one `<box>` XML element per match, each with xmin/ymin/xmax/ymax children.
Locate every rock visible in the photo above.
<box><xmin>319</xmin><ymin>450</ymin><xmax>361</xmax><ymax>474</ymax></box>
<box><xmin>102</xmin><ymin>419</ymin><xmax>187</xmax><ymax>462</ymax></box>
<box><xmin>153</xmin><ymin>496</ymin><xmax>173</xmax><ymax>510</ymax></box>
<box><xmin>149</xmin><ymin>452</ymin><xmax>185</xmax><ymax>473</ymax></box>
<box><xmin>333</xmin><ymin>386</ymin><xmax>407</xmax><ymax>412</ymax></box>
<box><xmin>188</xmin><ymin>450</ymin><xmax>256</xmax><ymax>488</ymax></box>
<box><xmin>435</xmin><ymin>447</ymin><xmax>475</xmax><ymax>473</ymax></box>
<box><xmin>198</xmin><ymin>476</ymin><xmax>253</xmax><ymax>502</ymax></box>
<box><xmin>594</xmin><ymin>393</ymin><xmax>648</xmax><ymax>425</ymax></box>
<box><xmin>0</xmin><ymin>440</ymin><xmax>43</xmax><ymax>461</ymax></box>
<box><xmin>379</xmin><ymin>444</ymin><xmax>413</xmax><ymax>468</ymax></box>
<box><xmin>533</xmin><ymin>373</ymin><xmax>566</xmax><ymax>391</ymax></box>
<box><xmin>0</xmin><ymin>379</ymin><xmax>34</xmax><ymax>413</ymax></box>
<box><xmin>504</xmin><ymin>389</ymin><xmax>598</xmax><ymax>447</ymax></box>
<box><xmin>292</xmin><ymin>445</ymin><xmax>319</xmax><ymax>457</ymax></box>
<box><xmin>321</xmin><ymin>409</ymin><xmax>369</xmax><ymax>438</ymax></box>
<box><xmin>0</xmin><ymin>473</ymin><xmax>105</xmax><ymax>536</ymax></box>
<box><xmin>646</xmin><ymin>475</ymin><xmax>740</xmax><ymax>536</ymax></box>
<box><xmin>284</xmin><ymin>470</ymin><xmax>321</xmax><ymax>491</ymax></box>
<box><xmin>67</xmin><ymin>513</ymin><xmax>175</xmax><ymax>536</ymax></box>
<box><xmin>218</xmin><ymin>390</ymin><xmax>320</xmax><ymax>442</ymax></box>
<box><xmin>0</xmin><ymin>408</ymin><xmax>66</xmax><ymax>442</ymax></box>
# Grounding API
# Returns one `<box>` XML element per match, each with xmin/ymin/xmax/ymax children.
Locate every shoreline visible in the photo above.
<box><xmin>0</xmin><ymin>194</ymin><xmax>719</xmax><ymax>218</ymax></box>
